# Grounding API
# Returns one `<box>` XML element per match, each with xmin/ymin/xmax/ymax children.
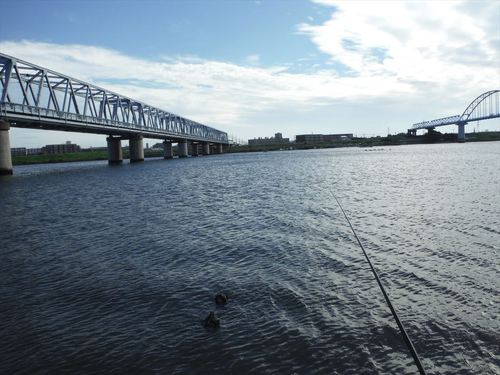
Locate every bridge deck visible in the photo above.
<box><xmin>1</xmin><ymin>103</ymin><xmax>220</xmax><ymax>142</ymax></box>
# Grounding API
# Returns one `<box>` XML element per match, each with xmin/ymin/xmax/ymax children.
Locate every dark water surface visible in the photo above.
<box><xmin>1</xmin><ymin>143</ymin><xmax>499</xmax><ymax>374</ymax></box>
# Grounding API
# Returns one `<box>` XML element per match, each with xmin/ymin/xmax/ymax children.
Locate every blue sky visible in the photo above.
<box><xmin>1</xmin><ymin>0</ymin><xmax>499</xmax><ymax>147</ymax></box>
<box><xmin>1</xmin><ymin>0</ymin><xmax>328</xmax><ymax>66</ymax></box>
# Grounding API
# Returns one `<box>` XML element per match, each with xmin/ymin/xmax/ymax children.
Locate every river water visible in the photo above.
<box><xmin>0</xmin><ymin>142</ymin><xmax>499</xmax><ymax>374</ymax></box>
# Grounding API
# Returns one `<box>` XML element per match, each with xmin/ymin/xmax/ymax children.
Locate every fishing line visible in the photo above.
<box><xmin>321</xmin><ymin>177</ymin><xmax>427</xmax><ymax>375</ymax></box>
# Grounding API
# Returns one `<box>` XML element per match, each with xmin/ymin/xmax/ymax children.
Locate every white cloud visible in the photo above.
<box><xmin>0</xmin><ymin>40</ymin><xmax>414</xmax><ymax>129</ymax></box>
<box><xmin>299</xmin><ymin>0</ymin><xmax>499</xmax><ymax>101</ymax></box>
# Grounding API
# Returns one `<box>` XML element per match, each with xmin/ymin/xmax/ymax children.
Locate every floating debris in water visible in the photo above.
<box><xmin>215</xmin><ymin>293</ymin><xmax>228</xmax><ymax>305</ymax></box>
<box><xmin>204</xmin><ymin>311</ymin><xmax>220</xmax><ymax>328</ymax></box>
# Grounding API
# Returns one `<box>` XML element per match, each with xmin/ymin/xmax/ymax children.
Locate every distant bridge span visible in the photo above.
<box><xmin>0</xmin><ymin>52</ymin><xmax>228</xmax><ymax>175</ymax></box>
<box><xmin>408</xmin><ymin>90</ymin><xmax>500</xmax><ymax>141</ymax></box>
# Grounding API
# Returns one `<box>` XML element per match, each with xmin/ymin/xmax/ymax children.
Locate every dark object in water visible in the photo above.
<box><xmin>215</xmin><ymin>293</ymin><xmax>228</xmax><ymax>305</ymax></box>
<box><xmin>204</xmin><ymin>311</ymin><xmax>220</xmax><ymax>328</ymax></box>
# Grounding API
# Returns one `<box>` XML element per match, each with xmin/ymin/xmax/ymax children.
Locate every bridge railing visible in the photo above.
<box><xmin>1</xmin><ymin>102</ymin><xmax>230</xmax><ymax>142</ymax></box>
<box><xmin>411</xmin><ymin>115</ymin><xmax>461</xmax><ymax>129</ymax></box>
<box><xmin>1</xmin><ymin>102</ymin><xmax>139</xmax><ymax>128</ymax></box>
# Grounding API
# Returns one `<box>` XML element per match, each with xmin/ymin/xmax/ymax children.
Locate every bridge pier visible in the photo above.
<box><xmin>107</xmin><ymin>136</ymin><xmax>123</xmax><ymax>165</ymax></box>
<box><xmin>129</xmin><ymin>136</ymin><xmax>144</xmax><ymax>162</ymax></box>
<box><xmin>202</xmin><ymin>142</ymin><xmax>210</xmax><ymax>155</ymax></box>
<box><xmin>457</xmin><ymin>123</ymin><xmax>466</xmax><ymax>142</ymax></box>
<box><xmin>191</xmin><ymin>142</ymin><xmax>199</xmax><ymax>157</ymax></box>
<box><xmin>216</xmin><ymin>143</ymin><xmax>224</xmax><ymax>154</ymax></box>
<box><xmin>407</xmin><ymin>129</ymin><xmax>417</xmax><ymax>136</ymax></box>
<box><xmin>178</xmin><ymin>140</ymin><xmax>188</xmax><ymax>158</ymax></box>
<box><xmin>163</xmin><ymin>140</ymin><xmax>173</xmax><ymax>159</ymax></box>
<box><xmin>0</xmin><ymin>120</ymin><xmax>13</xmax><ymax>175</ymax></box>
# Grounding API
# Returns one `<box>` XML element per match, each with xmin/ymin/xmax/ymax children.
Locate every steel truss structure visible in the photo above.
<box><xmin>410</xmin><ymin>90</ymin><xmax>500</xmax><ymax>130</ymax></box>
<box><xmin>0</xmin><ymin>53</ymin><xmax>228</xmax><ymax>143</ymax></box>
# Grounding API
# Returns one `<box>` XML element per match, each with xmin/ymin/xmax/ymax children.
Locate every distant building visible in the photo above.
<box><xmin>27</xmin><ymin>148</ymin><xmax>42</xmax><ymax>155</ymax></box>
<box><xmin>11</xmin><ymin>148</ymin><xmax>27</xmax><ymax>157</ymax></box>
<box><xmin>10</xmin><ymin>147</ymin><xmax>43</xmax><ymax>157</ymax></box>
<box><xmin>42</xmin><ymin>141</ymin><xmax>81</xmax><ymax>154</ymax></box>
<box><xmin>295</xmin><ymin>133</ymin><xmax>353</xmax><ymax>144</ymax></box>
<box><xmin>248</xmin><ymin>132</ymin><xmax>290</xmax><ymax>146</ymax></box>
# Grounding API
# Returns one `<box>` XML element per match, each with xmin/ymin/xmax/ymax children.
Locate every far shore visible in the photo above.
<box><xmin>12</xmin><ymin>131</ymin><xmax>500</xmax><ymax>166</ymax></box>
<box><xmin>12</xmin><ymin>149</ymin><xmax>164</xmax><ymax>166</ymax></box>
<box><xmin>226</xmin><ymin>131</ymin><xmax>500</xmax><ymax>153</ymax></box>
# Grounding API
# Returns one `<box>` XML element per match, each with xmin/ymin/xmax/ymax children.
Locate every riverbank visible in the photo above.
<box><xmin>12</xmin><ymin>149</ymin><xmax>164</xmax><ymax>165</ymax></box>
<box><xmin>226</xmin><ymin>131</ymin><xmax>500</xmax><ymax>153</ymax></box>
<box><xmin>12</xmin><ymin>131</ymin><xmax>500</xmax><ymax>165</ymax></box>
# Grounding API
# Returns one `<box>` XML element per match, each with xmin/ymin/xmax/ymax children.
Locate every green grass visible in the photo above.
<box><xmin>12</xmin><ymin>149</ymin><xmax>164</xmax><ymax>165</ymax></box>
<box><xmin>13</xmin><ymin>151</ymin><xmax>109</xmax><ymax>165</ymax></box>
<box><xmin>466</xmin><ymin>131</ymin><xmax>500</xmax><ymax>142</ymax></box>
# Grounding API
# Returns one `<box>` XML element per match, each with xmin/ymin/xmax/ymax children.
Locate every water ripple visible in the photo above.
<box><xmin>1</xmin><ymin>143</ymin><xmax>499</xmax><ymax>374</ymax></box>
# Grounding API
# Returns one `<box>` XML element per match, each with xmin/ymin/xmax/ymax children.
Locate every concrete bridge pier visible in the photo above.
<box><xmin>210</xmin><ymin>144</ymin><xmax>221</xmax><ymax>154</ymax></box>
<box><xmin>129</xmin><ymin>135</ymin><xmax>144</xmax><ymax>162</ymax></box>
<box><xmin>0</xmin><ymin>120</ymin><xmax>13</xmax><ymax>175</ymax></box>
<box><xmin>178</xmin><ymin>139</ymin><xmax>188</xmax><ymax>158</ymax></box>
<box><xmin>216</xmin><ymin>143</ymin><xmax>224</xmax><ymax>154</ymax></box>
<box><xmin>202</xmin><ymin>142</ymin><xmax>210</xmax><ymax>155</ymax></box>
<box><xmin>107</xmin><ymin>136</ymin><xmax>123</xmax><ymax>165</ymax></box>
<box><xmin>457</xmin><ymin>123</ymin><xmax>466</xmax><ymax>142</ymax></box>
<box><xmin>191</xmin><ymin>142</ymin><xmax>199</xmax><ymax>157</ymax></box>
<box><xmin>163</xmin><ymin>140</ymin><xmax>173</xmax><ymax>159</ymax></box>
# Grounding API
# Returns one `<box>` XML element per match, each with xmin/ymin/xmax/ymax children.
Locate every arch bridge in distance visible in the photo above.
<box><xmin>408</xmin><ymin>90</ymin><xmax>500</xmax><ymax>141</ymax></box>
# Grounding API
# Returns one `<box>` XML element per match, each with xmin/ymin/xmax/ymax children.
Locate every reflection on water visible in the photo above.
<box><xmin>1</xmin><ymin>142</ymin><xmax>499</xmax><ymax>374</ymax></box>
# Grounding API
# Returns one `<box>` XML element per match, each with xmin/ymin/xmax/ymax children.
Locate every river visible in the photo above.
<box><xmin>1</xmin><ymin>142</ymin><xmax>499</xmax><ymax>374</ymax></box>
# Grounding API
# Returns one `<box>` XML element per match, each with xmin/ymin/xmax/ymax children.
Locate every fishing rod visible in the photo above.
<box><xmin>323</xmin><ymin>181</ymin><xmax>427</xmax><ymax>375</ymax></box>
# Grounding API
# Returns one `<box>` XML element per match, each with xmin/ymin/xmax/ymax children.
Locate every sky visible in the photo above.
<box><xmin>0</xmin><ymin>0</ymin><xmax>499</xmax><ymax>148</ymax></box>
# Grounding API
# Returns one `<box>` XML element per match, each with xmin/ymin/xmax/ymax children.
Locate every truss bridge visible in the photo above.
<box><xmin>0</xmin><ymin>53</ymin><xmax>228</xmax><ymax>175</ymax></box>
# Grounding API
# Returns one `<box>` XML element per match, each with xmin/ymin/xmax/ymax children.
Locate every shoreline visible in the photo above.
<box><xmin>227</xmin><ymin>131</ymin><xmax>500</xmax><ymax>153</ymax></box>
<box><xmin>12</xmin><ymin>149</ymin><xmax>164</xmax><ymax>166</ymax></box>
<box><xmin>12</xmin><ymin>131</ymin><xmax>500</xmax><ymax>166</ymax></box>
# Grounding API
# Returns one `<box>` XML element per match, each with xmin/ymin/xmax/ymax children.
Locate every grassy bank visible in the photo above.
<box><xmin>12</xmin><ymin>131</ymin><xmax>500</xmax><ymax>165</ymax></box>
<box><xmin>12</xmin><ymin>149</ymin><xmax>164</xmax><ymax>165</ymax></box>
